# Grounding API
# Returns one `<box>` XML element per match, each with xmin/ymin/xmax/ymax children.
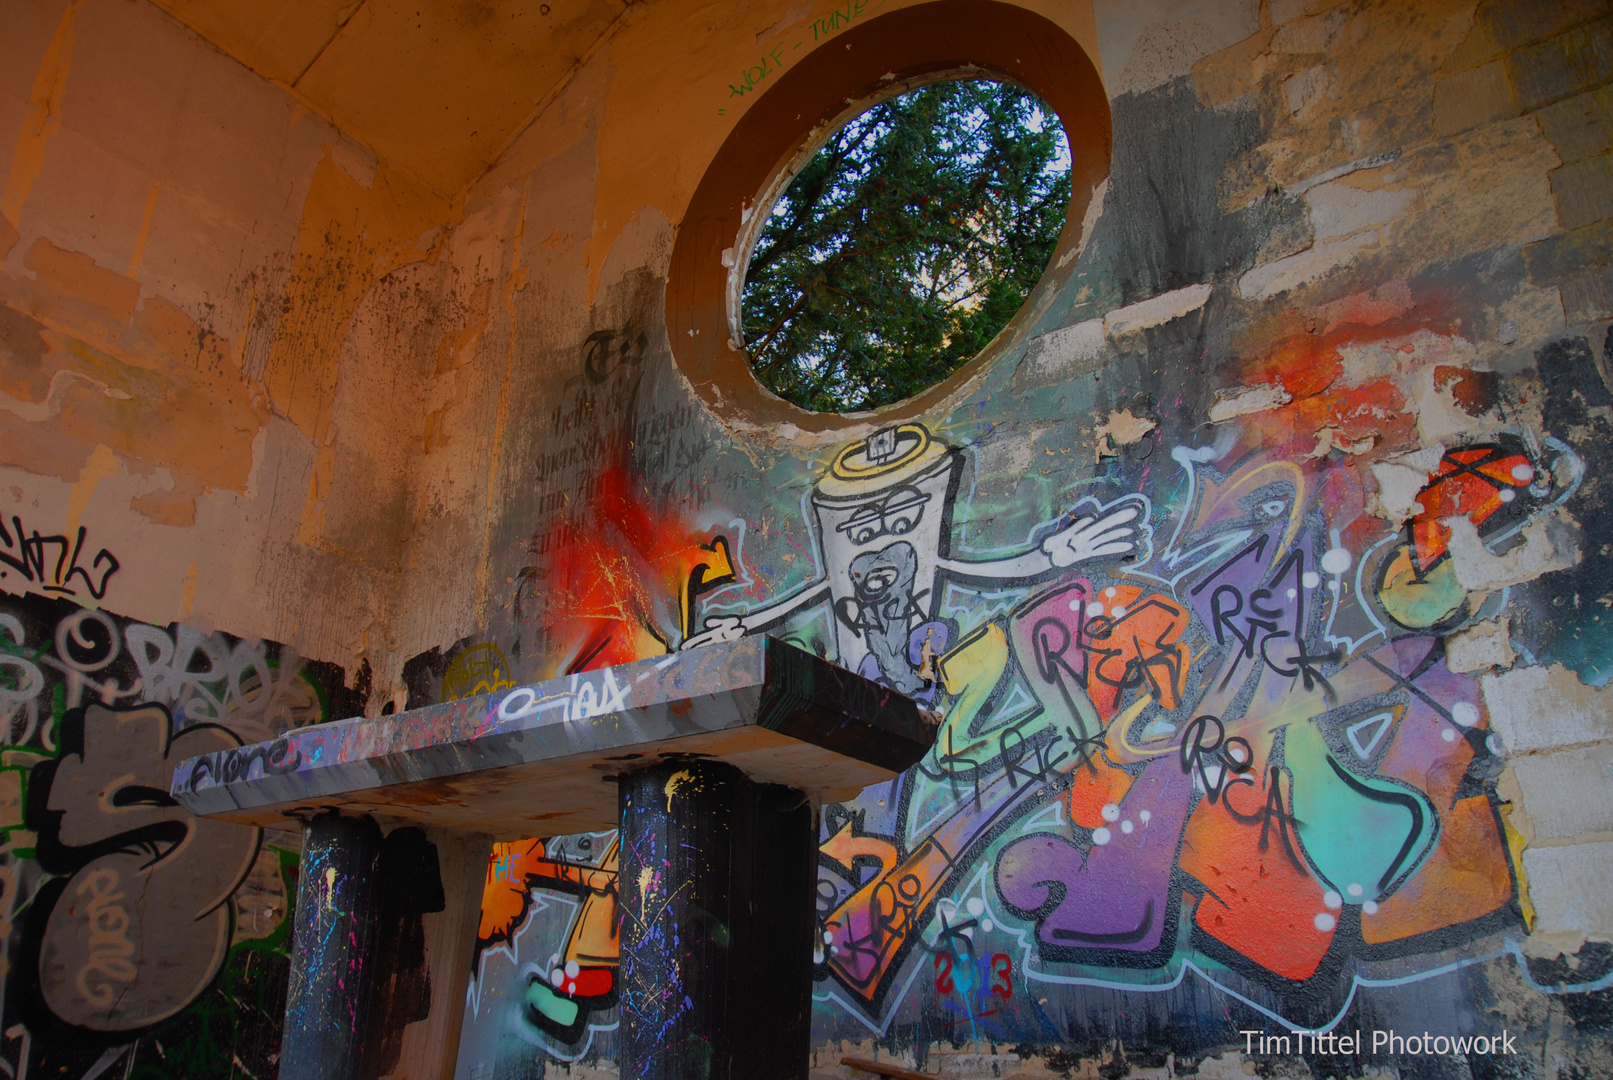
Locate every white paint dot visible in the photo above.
<box><xmin>1347</xmin><ymin>883</ymin><xmax>1364</xmax><ymax>898</ymax></box>
<box><xmin>1363</xmin><ymin>901</ymin><xmax>1379</xmax><ymax>915</ymax></box>
<box><xmin>828</xmin><ymin>945</ymin><xmax>837</xmax><ymax>955</ymax></box>
<box><xmin>1120</xmin><ymin>819</ymin><xmax>1134</xmax><ymax>835</ymax></box>
<box><xmin>1087</xmin><ymin>603</ymin><xmax>1105</xmax><ymax>617</ymax></box>
<box><xmin>967</xmin><ymin>897</ymin><xmax>985</xmax><ymax>918</ymax></box>
<box><xmin>1139</xmin><ymin>810</ymin><xmax>1152</xmax><ymax>825</ymax></box>
<box><xmin>551</xmin><ymin>968</ymin><xmax>565</xmax><ymax>987</ymax></box>
<box><xmin>823</xmin><ymin>930</ymin><xmax>834</xmax><ymax>944</ymax></box>
<box><xmin>814</xmin><ymin>949</ymin><xmax>825</xmax><ymax>964</ymax></box>
<box><xmin>1328</xmin><ymin>580</ymin><xmax>1341</xmax><ymax>592</ymax></box>
<box><xmin>566</xmin><ymin>981</ymin><xmax>576</xmax><ymax>993</ymax></box>
<box><xmin>1092</xmin><ymin>827</ymin><xmax>1112</xmax><ymax>846</ymax></box>
<box><xmin>1442</xmin><ymin>728</ymin><xmax>1458</xmax><ymax>742</ymax></box>
<box><xmin>1302</xmin><ymin>571</ymin><xmax>1322</xmax><ymax>589</ymax></box>
<box><xmin>1488</xmin><ymin>733</ymin><xmax>1503</xmax><ymax>755</ymax></box>
<box><xmin>1324</xmin><ymin>890</ymin><xmax>1343</xmax><ymax>909</ymax></box>
<box><xmin>1111</xmin><ymin>605</ymin><xmax>1126</xmax><ymax>617</ymax></box>
<box><xmin>1105</xmin><ymin>587</ymin><xmax>1117</xmax><ymax>598</ymax></box>
<box><xmin>1453</xmin><ymin>702</ymin><xmax>1480</xmax><ymax>727</ymax></box>
<box><xmin>981</xmin><ymin>919</ymin><xmax>994</xmax><ymax>932</ymax></box>
<box><xmin>1286</xmin><ymin>588</ymin><xmax>1297</xmax><ymax>600</ymax></box>
<box><xmin>1068</xmin><ymin>598</ymin><xmax>1082</xmax><ymax>612</ymax></box>
<box><xmin>1511</xmin><ymin>464</ymin><xmax>1534</xmax><ymax>482</ymax></box>
<box><xmin>1101</xmin><ymin>803</ymin><xmax>1121</xmax><ymax>822</ymax></box>
<box><xmin>1498</xmin><ymin>488</ymin><xmax>1516</xmax><ymax>503</ymax></box>
<box><xmin>1315</xmin><ymin>912</ymin><xmax>1337</xmax><ymax>931</ymax></box>
<box><xmin>1321</xmin><ymin>548</ymin><xmax>1352</xmax><ymax>575</ymax></box>
<box><xmin>565</xmin><ymin>960</ymin><xmax>580</xmax><ymax>978</ymax></box>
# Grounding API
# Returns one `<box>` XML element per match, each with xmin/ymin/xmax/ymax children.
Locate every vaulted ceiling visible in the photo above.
<box><xmin>150</xmin><ymin>0</ymin><xmax>632</xmax><ymax>194</ymax></box>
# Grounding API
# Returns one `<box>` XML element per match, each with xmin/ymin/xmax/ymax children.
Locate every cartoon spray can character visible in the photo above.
<box><xmin>684</xmin><ymin>424</ymin><xmax>1149</xmax><ymax>696</ymax></box>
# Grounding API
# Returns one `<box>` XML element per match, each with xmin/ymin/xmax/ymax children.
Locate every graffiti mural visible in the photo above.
<box><xmin>688</xmin><ymin>423</ymin><xmax>1563</xmax><ymax>1032</ymax></box>
<box><xmin>22</xmin><ymin>703</ymin><xmax>258</xmax><ymax>1034</ymax></box>
<box><xmin>0</xmin><ymin>590</ymin><xmax>366</xmax><ymax>1078</ymax></box>
<box><xmin>455</xmin><ymin>405</ymin><xmax>1602</xmax><ymax>1074</ymax></box>
<box><xmin>460</xmin><ymin>831</ymin><xmax>623</xmax><ymax>1065</ymax></box>
<box><xmin>803</xmin><ymin>422</ymin><xmax>1574</xmax><ymax>1031</ymax></box>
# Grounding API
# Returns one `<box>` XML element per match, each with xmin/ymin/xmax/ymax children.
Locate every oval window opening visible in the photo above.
<box><xmin>739</xmin><ymin>77</ymin><xmax>1072</xmax><ymax>414</ymax></box>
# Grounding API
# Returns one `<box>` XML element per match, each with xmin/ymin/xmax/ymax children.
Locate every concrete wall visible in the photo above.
<box><xmin>2</xmin><ymin>0</ymin><xmax>1612</xmax><ymax>1076</ymax></box>
<box><xmin>0</xmin><ymin>0</ymin><xmax>437</xmax><ymax>1073</ymax></box>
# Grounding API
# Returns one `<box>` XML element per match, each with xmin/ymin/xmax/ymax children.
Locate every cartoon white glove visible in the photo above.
<box><xmin>1041</xmin><ymin>502</ymin><xmax>1145</xmax><ymax>567</ymax></box>
<box><xmin>681</xmin><ymin>614</ymin><xmax>747</xmax><ymax>651</ymax></box>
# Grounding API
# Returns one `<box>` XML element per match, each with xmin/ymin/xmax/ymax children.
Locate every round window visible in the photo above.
<box><xmin>667</xmin><ymin>0</ymin><xmax>1112</xmax><ymax>434</ymax></box>
<box><xmin>739</xmin><ymin>79</ymin><xmax>1072</xmax><ymax>414</ymax></box>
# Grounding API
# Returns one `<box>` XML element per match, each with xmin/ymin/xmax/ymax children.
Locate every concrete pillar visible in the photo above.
<box><xmin>374</xmin><ymin>827</ymin><xmax>492</xmax><ymax>1080</ymax></box>
<box><xmin>281</xmin><ymin>812</ymin><xmax>384</xmax><ymax>1080</ymax></box>
<box><xmin>617</xmin><ymin>760</ymin><xmax>816</xmax><ymax>1080</ymax></box>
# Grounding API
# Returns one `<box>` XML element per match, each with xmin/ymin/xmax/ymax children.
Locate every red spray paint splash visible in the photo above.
<box><xmin>527</xmin><ymin>456</ymin><xmax>734</xmax><ymax>675</ymax></box>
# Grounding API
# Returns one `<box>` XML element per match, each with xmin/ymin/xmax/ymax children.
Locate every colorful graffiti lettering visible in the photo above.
<box><xmin>0</xmin><ymin>590</ymin><xmax>361</xmax><ymax>1077</ymax></box>
<box><xmin>442</xmin><ymin>643</ymin><xmax>518</xmax><ymax>702</ymax></box>
<box><xmin>797</xmin><ymin>423</ymin><xmax>1560</xmax><ymax>1031</ymax></box>
<box><xmin>468</xmin><ymin>832</ymin><xmax>621</xmax><ymax>1051</ymax></box>
<box><xmin>466</xmin><ymin>409</ymin><xmax>1588</xmax><ymax>1067</ymax></box>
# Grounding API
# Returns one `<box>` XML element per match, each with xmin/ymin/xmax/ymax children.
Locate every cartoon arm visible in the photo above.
<box><xmin>680</xmin><ymin>579</ymin><xmax>834</xmax><ymax>650</ymax></box>
<box><xmin>938</xmin><ymin>496</ymin><xmax>1151</xmax><ymax>582</ymax></box>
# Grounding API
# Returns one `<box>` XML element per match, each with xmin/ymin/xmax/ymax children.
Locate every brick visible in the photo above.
<box><xmin>1103</xmin><ymin>283</ymin><xmax>1213</xmax><ymax>337</ymax></box>
<box><xmin>1551</xmin><ymin>152</ymin><xmax>1613</xmax><ymax>228</ymax></box>
<box><xmin>1307</xmin><ymin>181</ymin><xmax>1417</xmax><ymax>242</ymax></box>
<box><xmin>1433</xmin><ymin>62</ymin><xmax>1519</xmax><ymax>135</ymax></box>
<box><xmin>1446</xmin><ymin>617</ymin><xmax>1516</xmax><ymax>673</ymax></box>
<box><xmin>1537</xmin><ymin>84</ymin><xmax>1613</xmax><ymax>163</ymax></box>
<box><xmin>22</xmin><ymin>237</ymin><xmax>141</xmax><ymax>324</ymax></box>
<box><xmin>1237</xmin><ymin>233</ymin><xmax>1376</xmax><ymax>301</ymax></box>
<box><xmin>1483</xmin><ymin>663</ymin><xmax>1613</xmax><ymax>753</ymax></box>
<box><xmin>1508</xmin><ymin>15</ymin><xmax>1613</xmax><ymax>111</ymax></box>
<box><xmin>1442</xmin><ymin>16</ymin><xmax>1503</xmax><ymax>74</ymax></box>
<box><xmin>1561</xmin><ymin>263</ymin><xmax>1613</xmax><ymax>322</ymax></box>
<box><xmin>1524</xmin><ymin>218</ymin><xmax>1613</xmax><ymax>279</ymax></box>
<box><xmin>1016</xmin><ymin>319</ymin><xmax>1105</xmax><ymax>388</ymax></box>
<box><xmin>1481</xmin><ymin>0</ymin><xmax>1610</xmax><ymax>51</ymax></box>
<box><xmin>1521</xmin><ymin>841</ymin><xmax>1613</xmax><ymax>937</ymax></box>
<box><xmin>1269</xmin><ymin>0</ymin><xmax>1309</xmax><ymax>22</ymax></box>
<box><xmin>1512</xmin><ymin>744</ymin><xmax>1613</xmax><ymax>840</ymax></box>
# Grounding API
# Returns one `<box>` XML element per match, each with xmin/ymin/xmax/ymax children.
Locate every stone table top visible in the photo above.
<box><xmin>171</xmin><ymin>637</ymin><xmax>934</xmax><ymax>837</ymax></box>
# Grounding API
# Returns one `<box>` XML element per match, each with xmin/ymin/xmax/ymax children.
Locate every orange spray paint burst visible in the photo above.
<box><xmin>528</xmin><ymin>459</ymin><xmax>735</xmax><ymax>674</ymax></box>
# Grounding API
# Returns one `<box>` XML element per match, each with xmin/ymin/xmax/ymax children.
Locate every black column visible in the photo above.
<box><xmin>280</xmin><ymin>812</ymin><xmax>383</xmax><ymax>1080</ymax></box>
<box><xmin>617</xmin><ymin>760</ymin><xmax>816</xmax><ymax>1080</ymax></box>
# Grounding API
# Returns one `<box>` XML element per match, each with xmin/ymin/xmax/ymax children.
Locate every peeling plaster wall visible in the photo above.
<box><xmin>0</xmin><ymin>1</ymin><xmax>454</xmax><ymax>1074</ymax></box>
<box><xmin>0</xmin><ymin>0</ymin><xmax>457</xmax><ymax>680</ymax></box>
<box><xmin>2</xmin><ymin>0</ymin><xmax>1613</xmax><ymax>1076</ymax></box>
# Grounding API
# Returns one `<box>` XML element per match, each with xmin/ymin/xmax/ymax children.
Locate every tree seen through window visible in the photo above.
<box><xmin>741</xmin><ymin>79</ymin><xmax>1072</xmax><ymax>413</ymax></box>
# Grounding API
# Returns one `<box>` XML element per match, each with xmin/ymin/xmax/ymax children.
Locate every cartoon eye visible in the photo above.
<box><xmin>886</xmin><ymin>512</ymin><xmax>917</xmax><ymax>535</ymax></box>
<box><xmin>861</xmin><ymin>569</ymin><xmax>898</xmax><ymax>596</ymax></box>
<box><xmin>1261</xmin><ymin>500</ymin><xmax>1287</xmax><ymax>518</ymax></box>
<box><xmin>112</xmin><ymin>785</ymin><xmax>179</xmax><ymax>808</ymax></box>
<box><xmin>851</xmin><ymin>525</ymin><xmax>879</xmax><ymax>544</ymax></box>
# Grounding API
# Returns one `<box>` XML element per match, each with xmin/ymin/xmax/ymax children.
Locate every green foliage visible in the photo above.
<box><xmin>129</xmin><ymin>847</ymin><xmax>298</xmax><ymax>1079</ymax></box>
<box><xmin>741</xmin><ymin>79</ymin><xmax>1071</xmax><ymax>413</ymax></box>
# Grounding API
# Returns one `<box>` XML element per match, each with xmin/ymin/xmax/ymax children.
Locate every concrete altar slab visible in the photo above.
<box><xmin>171</xmin><ymin>637</ymin><xmax>934</xmax><ymax>837</ymax></box>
